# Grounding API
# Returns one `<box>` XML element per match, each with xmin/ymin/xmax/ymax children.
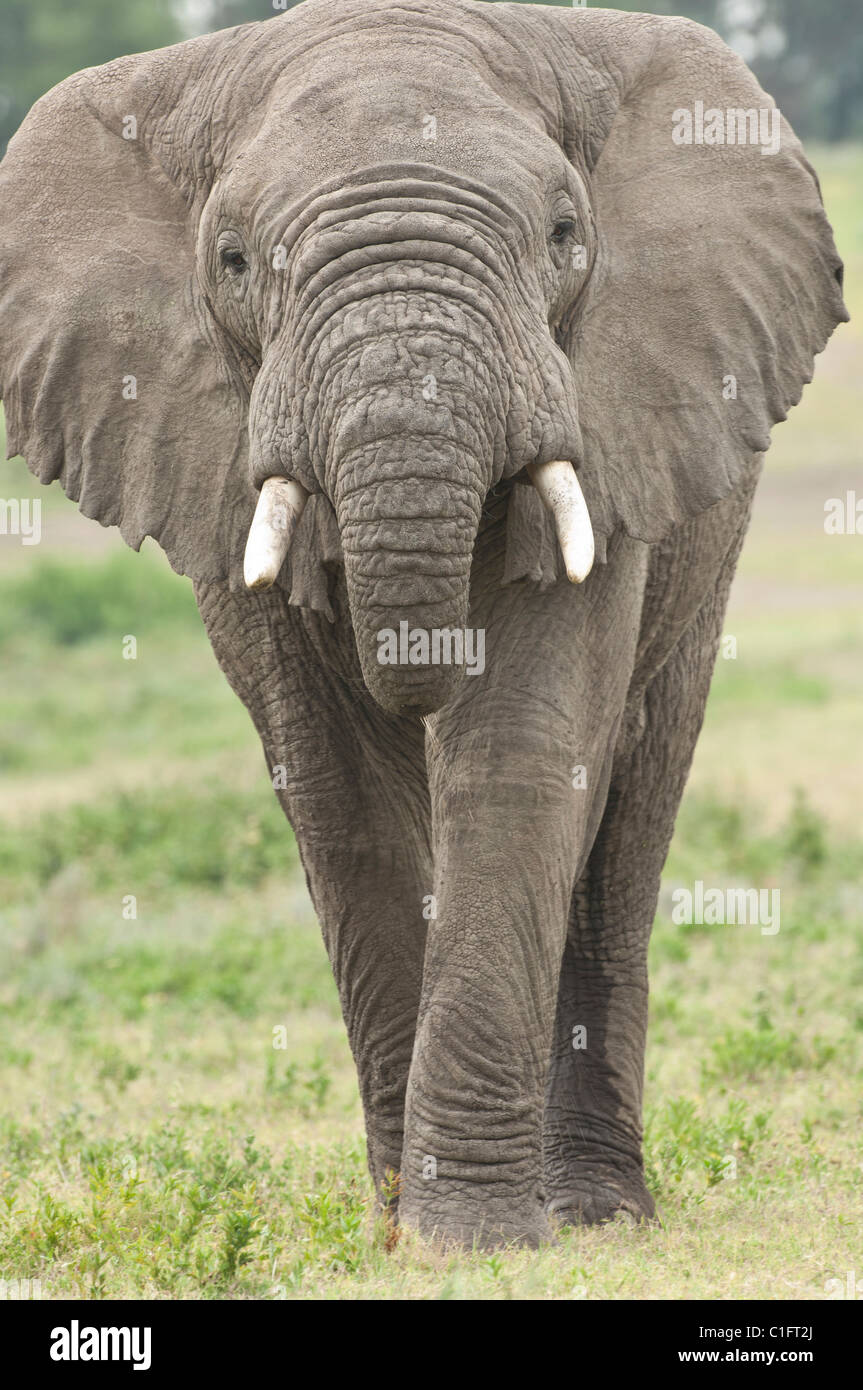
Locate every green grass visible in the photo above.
<box><xmin>0</xmin><ymin>145</ymin><xmax>861</xmax><ymax>1299</ymax></box>
<box><xmin>0</xmin><ymin>783</ymin><xmax>294</xmax><ymax>900</ymax></box>
<box><xmin>0</xmin><ymin>550</ymin><xmax>197</xmax><ymax>646</ymax></box>
<box><xmin>0</xmin><ymin>782</ymin><xmax>859</xmax><ymax>1298</ymax></box>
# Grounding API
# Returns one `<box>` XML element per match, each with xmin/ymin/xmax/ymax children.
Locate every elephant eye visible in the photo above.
<box><xmin>550</xmin><ymin>218</ymin><xmax>576</xmax><ymax>245</ymax></box>
<box><xmin>220</xmin><ymin>248</ymin><xmax>248</xmax><ymax>273</ymax></box>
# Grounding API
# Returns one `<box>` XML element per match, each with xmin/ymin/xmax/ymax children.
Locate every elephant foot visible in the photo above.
<box><xmin>399</xmin><ymin>1197</ymin><xmax>552</xmax><ymax>1251</ymax></box>
<box><xmin>546</xmin><ymin>1175</ymin><xmax>657</xmax><ymax>1230</ymax></box>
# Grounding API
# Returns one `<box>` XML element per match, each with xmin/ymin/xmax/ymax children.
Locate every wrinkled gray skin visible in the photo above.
<box><xmin>0</xmin><ymin>0</ymin><xmax>846</xmax><ymax>1247</ymax></box>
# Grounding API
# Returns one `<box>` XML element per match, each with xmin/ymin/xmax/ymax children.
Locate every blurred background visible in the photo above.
<box><xmin>0</xmin><ymin>0</ymin><xmax>860</xmax><ymax>1299</ymax></box>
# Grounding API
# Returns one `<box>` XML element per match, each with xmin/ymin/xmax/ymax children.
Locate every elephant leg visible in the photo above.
<box><xmin>284</xmin><ymin>700</ymin><xmax>431</xmax><ymax>1209</ymax></box>
<box><xmin>542</xmin><ymin>532</ymin><xmax>748</xmax><ymax>1228</ymax></box>
<box><xmin>195</xmin><ymin>583</ymin><xmax>431</xmax><ymax>1207</ymax></box>
<box><xmin>397</xmin><ymin>539</ymin><xmax>645</xmax><ymax>1248</ymax></box>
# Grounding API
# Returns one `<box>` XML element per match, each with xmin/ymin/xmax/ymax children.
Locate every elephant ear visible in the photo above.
<box><xmin>0</xmin><ymin>35</ymin><xmax>264</xmax><ymax>588</ymax></box>
<box><xmin>523</xmin><ymin>8</ymin><xmax>848</xmax><ymax>545</ymax></box>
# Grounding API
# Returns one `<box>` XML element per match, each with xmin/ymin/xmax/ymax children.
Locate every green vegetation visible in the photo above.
<box><xmin>0</xmin><ymin>784</ymin><xmax>860</xmax><ymax>1297</ymax></box>
<box><xmin>0</xmin><ymin>552</ymin><xmax>196</xmax><ymax>647</ymax></box>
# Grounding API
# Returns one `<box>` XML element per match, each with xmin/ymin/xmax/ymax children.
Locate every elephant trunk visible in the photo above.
<box><xmin>326</xmin><ymin>312</ymin><xmax>499</xmax><ymax>714</ymax></box>
<box><xmin>336</xmin><ymin>456</ymin><xmax>484</xmax><ymax>715</ymax></box>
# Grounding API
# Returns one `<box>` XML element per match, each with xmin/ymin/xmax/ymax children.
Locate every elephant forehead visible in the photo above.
<box><xmin>229</xmin><ymin>41</ymin><xmax>560</xmax><ymax>208</ymax></box>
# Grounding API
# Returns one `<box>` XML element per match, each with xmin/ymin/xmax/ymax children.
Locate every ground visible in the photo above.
<box><xmin>0</xmin><ymin>145</ymin><xmax>860</xmax><ymax>1300</ymax></box>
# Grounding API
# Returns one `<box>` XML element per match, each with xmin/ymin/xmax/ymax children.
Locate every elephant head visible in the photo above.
<box><xmin>0</xmin><ymin>0</ymin><xmax>845</xmax><ymax>714</ymax></box>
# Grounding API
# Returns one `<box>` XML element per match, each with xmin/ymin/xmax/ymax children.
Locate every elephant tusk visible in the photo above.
<box><xmin>527</xmin><ymin>459</ymin><xmax>595</xmax><ymax>584</ymax></box>
<box><xmin>243</xmin><ymin>476</ymin><xmax>308</xmax><ymax>591</ymax></box>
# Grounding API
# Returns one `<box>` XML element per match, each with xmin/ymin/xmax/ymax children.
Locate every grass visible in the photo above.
<box><xmin>0</xmin><ymin>783</ymin><xmax>294</xmax><ymax>899</ymax></box>
<box><xmin>0</xmin><ymin>145</ymin><xmax>861</xmax><ymax>1298</ymax></box>
<box><xmin>0</xmin><ymin>739</ymin><xmax>860</xmax><ymax>1297</ymax></box>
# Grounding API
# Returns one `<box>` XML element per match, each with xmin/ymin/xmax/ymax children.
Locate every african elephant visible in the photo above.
<box><xmin>0</xmin><ymin>0</ymin><xmax>846</xmax><ymax>1248</ymax></box>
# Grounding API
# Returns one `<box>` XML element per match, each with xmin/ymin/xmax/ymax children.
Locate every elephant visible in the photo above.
<box><xmin>0</xmin><ymin>0</ymin><xmax>846</xmax><ymax>1249</ymax></box>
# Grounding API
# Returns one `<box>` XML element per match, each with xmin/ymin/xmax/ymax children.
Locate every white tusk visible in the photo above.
<box><xmin>527</xmin><ymin>459</ymin><xmax>594</xmax><ymax>584</ymax></box>
<box><xmin>243</xmin><ymin>476</ymin><xmax>308</xmax><ymax>591</ymax></box>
